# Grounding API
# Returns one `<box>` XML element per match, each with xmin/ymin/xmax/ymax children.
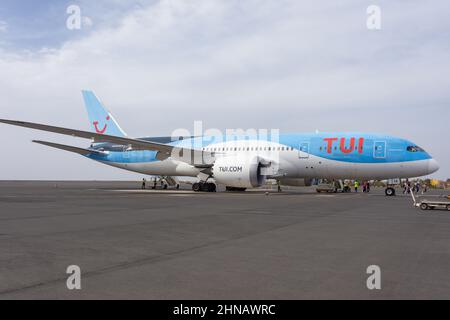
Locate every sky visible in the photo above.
<box><xmin>0</xmin><ymin>0</ymin><xmax>449</xmax><ymax>180</ymax></box>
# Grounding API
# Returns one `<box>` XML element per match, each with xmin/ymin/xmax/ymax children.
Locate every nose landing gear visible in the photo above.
<box><xmin>385</xmin><ymin>187</ymin><xmax>396</xmax><ymax>196</ymax></box>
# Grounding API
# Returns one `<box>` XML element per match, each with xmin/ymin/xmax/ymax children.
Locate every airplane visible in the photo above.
<box><xmin>0</xmin><ymin>90</ymin><xmax>439</xmax><ymax>196</ymax></box>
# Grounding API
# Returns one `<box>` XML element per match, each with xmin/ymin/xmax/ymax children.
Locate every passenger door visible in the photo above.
<box><xmin>373</xmin><ymin>141</ymin><xmax>386</xmax><ymax>159</ymax></box>
<box><xmin>298</xmin><ymin>141</ymin><xmax>310</xmax><ymax>159</ymax></box>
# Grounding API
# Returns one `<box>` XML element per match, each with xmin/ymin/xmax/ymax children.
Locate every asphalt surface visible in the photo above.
<box><xmin>0</xmin><ymin>181</ymin><xmax>449</xmax><ymax>299</ymax></box>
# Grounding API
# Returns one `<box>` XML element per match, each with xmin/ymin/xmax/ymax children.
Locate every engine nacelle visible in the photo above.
<box><xmin>213</xmin><ymin>156</ymin><xmax>266</xmax><ymax>188</ymax></box>
<box><xmin>279</xmin><ymin>178</ymin><xmax>312</xmax><ymax>187</ymax></box>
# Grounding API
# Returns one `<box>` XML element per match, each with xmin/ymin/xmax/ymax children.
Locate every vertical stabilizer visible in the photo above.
<box><xmin>82</xmin><ymin>90</ymin><xmax>127</xmax><ymax>137</ymax></box>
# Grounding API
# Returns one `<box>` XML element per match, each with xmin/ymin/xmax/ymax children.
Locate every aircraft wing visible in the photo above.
<box><xmin>32</xmin><ymin>140</ymin><xmax>107</xmax><ymax>156</ymax></box>
<box><xmin>0</xmin><ymin>119</ymin><xmax>213</xmax><ymax>165</ymax></box>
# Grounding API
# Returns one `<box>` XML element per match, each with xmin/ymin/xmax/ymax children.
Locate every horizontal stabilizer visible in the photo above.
<box><xmin>32</xmin><ymin>140</ymin><xmax>106</xmax><ymax>156</ymax></box>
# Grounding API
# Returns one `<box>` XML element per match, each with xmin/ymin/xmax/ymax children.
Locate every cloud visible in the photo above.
<box><xmin>0</xmin><ymin>0</ymin><xmax>449</xmax><ymax>179</ymax></box>
<box><xmin>0</xmin><ymin>20</ymin><xmax>8</xmax><ymax>33</ymax></box>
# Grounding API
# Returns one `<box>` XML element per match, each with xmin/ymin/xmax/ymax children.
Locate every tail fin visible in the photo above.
<box><xmin>82</xmin><ymin>90</ymin><xmax>127</xmax><ymax>137</ymax></box>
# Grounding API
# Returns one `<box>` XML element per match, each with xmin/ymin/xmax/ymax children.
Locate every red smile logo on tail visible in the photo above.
<box><xmin>93</xmin><ymin>116</ymin><xmax>110</xmax><ymax>134</ymax></box>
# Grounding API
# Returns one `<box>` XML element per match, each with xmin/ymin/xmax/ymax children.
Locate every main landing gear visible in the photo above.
<box><xmin>192</xmin><ymin>182</ymin><xmax>217</xmax><ymax>192</ymax></box>
<box><xmin>225</xmin><ymin>187</ymin><xmax>247</xmax><ymax>192</ymax></box>
<box><xmin>385</xmin><ymin>187</ymin><xmax>396</xmax><ymax>196</ymax></box>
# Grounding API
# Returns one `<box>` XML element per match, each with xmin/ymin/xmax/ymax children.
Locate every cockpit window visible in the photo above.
<box><xmin>407</xmin><ymin>145</ymin><xmax>425</xmax><ymax>152</ymax></box>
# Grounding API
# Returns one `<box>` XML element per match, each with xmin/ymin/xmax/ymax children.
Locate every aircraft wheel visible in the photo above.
<box><xmin>446</xmin><ymin>205</ymin><xmax>450</xmax><ymax>211</ymax></box>
<box><xmin>192</xmin><ymin>183</ymin><xmax>201</xmax><ymax>192</ymax></box>
<box><xmin>225</xmin><ymin>186</ymin><xmax>246</xmax><ymax>192</ymax></box>
<box><xmin>208</xmin><ymin>183</ymin><xmax>217</xmax><ymax>192</ymax></box>
<box><xmin>385</xmin><ymin>187</ymin><xmax>396</xmax><ymax>196</ymax></box>
<box><xmin>420</xmin><ymin>203</ymin><xmax>428</xmax><ymax>210</ymax></box>
<box><xmin>200</xmin><ymin>183</ymin><xmax>209</xmax><ymax>192</ymax></box>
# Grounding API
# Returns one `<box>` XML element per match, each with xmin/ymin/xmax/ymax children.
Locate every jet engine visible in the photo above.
<box><xmin>212</xmin><ymin>156</ymin><xmax>267</xmax><ymax>189</ymax></box>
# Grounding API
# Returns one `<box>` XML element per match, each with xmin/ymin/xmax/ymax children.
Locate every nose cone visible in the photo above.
<box><xmin>428</xmin><ymin>159</ymin><xmax>440</xmax><ymax>174</ymax></box>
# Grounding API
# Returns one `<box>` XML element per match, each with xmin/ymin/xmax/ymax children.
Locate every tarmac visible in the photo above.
<box><xmin>0</xmin><ymin>181</ymin><xmax>449</xmax><ymax>299</ymax></box>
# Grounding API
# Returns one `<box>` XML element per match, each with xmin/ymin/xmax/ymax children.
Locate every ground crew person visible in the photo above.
<box><xmin>354</xmin><ymin>180</ymin><xmax>360</xmax><ymax>192</ymax></box>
